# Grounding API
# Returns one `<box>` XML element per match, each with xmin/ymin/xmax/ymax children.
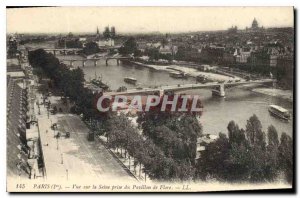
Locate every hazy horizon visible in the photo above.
<box><xmin>7</xmin><ymin>7</ymin><xmax>294</xmax><ymax>34</ymax></box>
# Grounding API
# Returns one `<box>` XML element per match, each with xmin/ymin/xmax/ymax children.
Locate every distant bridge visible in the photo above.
<box><xmin>28</xmin><ymin>48</ymin><xmax>82</xmax><ymax>55</ymax></box>
<box><xmin>28</xmin><ymin>46</ymin><xmax>121</xmax><ymax>56</ymax></box>
<box><xmin>27</xmin><ymin>47</ymin><xmax>131</xmax><ymax>66</ymax></box>
<box><xmin>105</xmin><ymin>79</ymin><xmax>275</xmax><ymax>97</ymax></box>
<box><xmin>105</xmin><ymin>56</ymin><xmax>132</xmax><ymax>66</ymax></box>
<box><xmin>59</xmin><ymin>55</ymin><xmax>132</xmax><ymax>67</ymax></box>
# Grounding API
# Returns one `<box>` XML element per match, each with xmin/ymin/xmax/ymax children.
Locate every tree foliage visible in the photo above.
<box><xmin>58</xmin><ymin>38</ymin><xmax>83</xmax><ymax>48</ymax></box>
<box><xmin>28</xmin><ymin>49</ymin><xmax>101</xmax><ymax>121</ymax></box>
<box><xmin>82</xmin><ymin>42</ymin><xmax>100</xmax><ymax>55</ymax></box>
<box><xmin>104</xmin><ymin>113</ymin><xmax>196</xmax><ymax>181</ymax></box>
<box><xmin>278</xmin><ymin>132</ymin><xmax>293</xmax><ymax>183</ymax></box>
<box><xmin>196</xmin><ymin>115</ymin><xmax>293</xmax><ymax>184</ymax></box>
<box><xmin>119</xmin><ymin>37</ymin><xmax>140</xmax><ymax>56</ymax></box>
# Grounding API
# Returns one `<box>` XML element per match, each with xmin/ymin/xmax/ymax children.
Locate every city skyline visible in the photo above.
<box><xmin>7</xmin><ymin>7</ymin><xmax>294</xmax><ymax>34</ymax></box>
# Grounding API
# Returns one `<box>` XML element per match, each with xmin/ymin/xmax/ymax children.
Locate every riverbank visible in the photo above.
<box><xmin>252</xmin><ymin>88</ymin><xmax>293</xmax><ymax>102</ymax></box>
<box><xmin>131</xmin><ymin>61</ymin><xmax>239</xmax><ymax>82</ymax></box>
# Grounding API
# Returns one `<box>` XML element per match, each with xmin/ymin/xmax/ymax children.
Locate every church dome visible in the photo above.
<box><xmin>252</xmin><ymin>18</ymin><xmax>259</xmax><ymax>29</ymax></box>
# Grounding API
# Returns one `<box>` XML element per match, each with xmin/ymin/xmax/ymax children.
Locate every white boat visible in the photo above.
<box><xmin>268</xmin><ymin>105</ymin><xmax>291</xmax><ymax>121</ymax></box>
<box><xmin>211</xmin><ymin>88</ymin><xmax>225</xmax><ymax>97</ymax></box>
<box><xmin>169</xmin><ymin>72</ymin><xmax>187</xmax><ymax>79</ymax></box>
<box><xmin>124</xmin><ymin>77</ymin><xmax>137</xmax><ymax>85</ymax></box>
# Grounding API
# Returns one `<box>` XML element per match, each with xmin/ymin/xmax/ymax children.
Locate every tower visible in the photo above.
<box><xmin>252</xmin><ymin>18</ymin><xmax>259</xmax><ymax>29</ymax></box>
<box><xmin>103</xmin><ymin>26</ymin><xmax>110</xmax><ymax>39</ymax></box>
<box><xmin>111</xmin><ymin>26</ymin><xmax>116</xmax><ymax>38</ymax></box>
<box><xmin>96</xmin><ymin>26</ymin><xmax>100</xmax><ymax>39</ymax></box>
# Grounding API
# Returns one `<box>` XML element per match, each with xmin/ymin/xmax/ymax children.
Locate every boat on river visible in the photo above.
<box><xmin>268</xmin><ymin>105</ymin><xmax>291</xmax><ymax>121</ymax></box>
<box><xmin>90</xmin><ymin>72</ymin><xmax>110</xmax><ymax>91</ymax></box>
<box><xmin>169</xmin><ymin>72</ymin><xmax>187</xmax><ymax>79</ymax></box>
<box><xmin>196</xmin><ymin>75</ymin><xmax>210</xmax><ymax>83</ymax></box>
<box><xmin>124</xmin><ymin>77</ymin><xmax>137</xmax><ymax>85</ymax></box>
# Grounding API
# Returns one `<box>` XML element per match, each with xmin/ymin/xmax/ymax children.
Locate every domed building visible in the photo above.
<box><xmin>246</xmin><ymin>18</ymin><xmax>264</xmax><ymax>32</ymax></box>
<box><xmin>252</xmin><ymin>18</ymin><xmax>259</xmax><ymax>29</ymax></box>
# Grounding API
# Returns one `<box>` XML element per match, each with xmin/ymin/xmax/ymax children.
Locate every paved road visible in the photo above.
<box><xmin>36</xmin><ymin>92</ymin><xmax>136</xmax><ymax>182</ymax></box>
<box><xmin>55</xmin><ymin>114</ymin><xmax>136</xmax><ymax>181</ymax></box>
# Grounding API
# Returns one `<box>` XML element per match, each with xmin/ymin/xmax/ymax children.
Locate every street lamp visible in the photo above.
<box><xmin>66</xmin><ymin>169</ymin><xmax>68</xmax><ymax>180</ymax></box>
<box><xmin>52</xmin><ymin>122</ymin><xmax>56</xmax><ymax>138</ymax></box>
<box><xmin>56</xmin><ymin>138</ymin><xmax>59</xmax><ymax>150</ymax></box>
<box><xmin>47</xmin><ymin>106</ymin><xmax>49</xmax><ymax>119</ymax></box>
<box><xmin>61</xmin><ymin>153</ymin><xmax>63</xmax><ymax>164</ymax></box>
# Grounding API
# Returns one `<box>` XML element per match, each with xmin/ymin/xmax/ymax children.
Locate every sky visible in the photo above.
<box><xmin>6</xmin><ymin>7</ymin><xmax>294</xmax><ymax>34</ymax></box>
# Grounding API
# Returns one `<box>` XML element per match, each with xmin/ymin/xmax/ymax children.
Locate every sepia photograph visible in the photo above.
<box><xmin>6</xmin><ymin>6</ymin><xmax>294</xmax><ymax>192</ymax></box>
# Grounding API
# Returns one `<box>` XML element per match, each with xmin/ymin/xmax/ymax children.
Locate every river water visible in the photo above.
<box><xmin>54</xmin><ymin>55</ymin><xmax>293</xmax><ymax>138</ymax></box>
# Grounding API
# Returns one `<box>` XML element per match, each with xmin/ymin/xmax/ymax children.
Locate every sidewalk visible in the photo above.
<box><xmin>35</xmin><ymin>93</ymin><xmax>136</xmax><ymax>182</ymax></box>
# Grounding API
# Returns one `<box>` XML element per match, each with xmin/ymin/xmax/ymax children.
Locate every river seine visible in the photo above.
<box><xmin>54</xmin><ymin>55</ymin><xmax>293</xmax><ymax>138</ymax></box>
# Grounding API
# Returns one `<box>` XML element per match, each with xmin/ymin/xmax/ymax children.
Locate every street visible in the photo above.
<box><xmin>57</xmin><ymin>114</ymin><xmax>136</xmax><ymax>181</ymax></box>
<box><xmin>37</xmin><ymin>94</ymin><xmax>136</xmax><ymax>182</ymax></box>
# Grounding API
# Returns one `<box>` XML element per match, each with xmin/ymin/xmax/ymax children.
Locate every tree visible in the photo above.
<box><xmin>105</xmin><ymin>114</ymin><xmax>185</xmax><ymax>180</ymax></box>
<box><xmin>28</xmin><ymin>49</ymin><xmax>95</xmax><ymax>121</ymax></box>
<box><xmin>223</xmin><ymin>121</ymin><xmax>253</xmax><ymax>181</ymax></box>
<box><xmin>175</xmin><ymin>46</ymin><xmax>187</xmax><ymax>61</ymax></box>
<box><xmin>28</xmin><ymin>49</ymin><xmax>48</xmax><ymax>68</ymax></box>
<box><xmin>7</xmin><ymin>38</ymin><xmax>18</xmax><ymax>58</ymax></box>
<box><xmin>83</xmin><ymin>42</ymin><xmax>100</xmax><ymax>55</ymax></box>
<box><xmin>58</xmin><ymin>38</ymin><xmax>83</xmax><ymax>48</ymax></box>
<box><xmin>245</xmin><ymin>114</ymin><xmax>266</xmax><ymax>149</ymax></box>
<box><xmin>145</xmin><ymin>48</ymin><xmax>160</xmax><ymax>60</ymax></box>
<box><xmin>119</xmin><ymin>37</ymin><xmax>138</xmax><ymax>56</ymax></box>
<box><xmin>196</xmin><ymin>116</ymin><xmax>292</xmax><ymax>183</ymax></box>
<box><xmin>196</xmin><ymin>133</ymin><xmax>230</xmax><ymax>181</ymax></box>
<box><xmin>267</xmin><ymin>125</ymin><xmax>279</xmax><ymax>147</ymax></box>
<box><xmin>243</xmin><ymin>115</ymin><xmax>268</xmax><ymax>182</ymax></box>
<box><xmin>227</xmin><ymin>121</ymin><xmax>246</xmax><ymax>145</ymax></box>
<box><xmin>264</xmin><ymin>125</ymin><xmax>280</xmax><ymax>181</ymax></box>
<box><xmin>137</xmin><ymin>107</ymin><xmax>202</xmax><ymax>164</ymax></box>
<box><xmin>65</xmin><ymin>68</ymin><xmax>85</xmax><ymax>101</ymax></box>
<box><xmin>278</xmin><ymin>132</ymin><xmax>293</xmax><ymax>184</ymax></box>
